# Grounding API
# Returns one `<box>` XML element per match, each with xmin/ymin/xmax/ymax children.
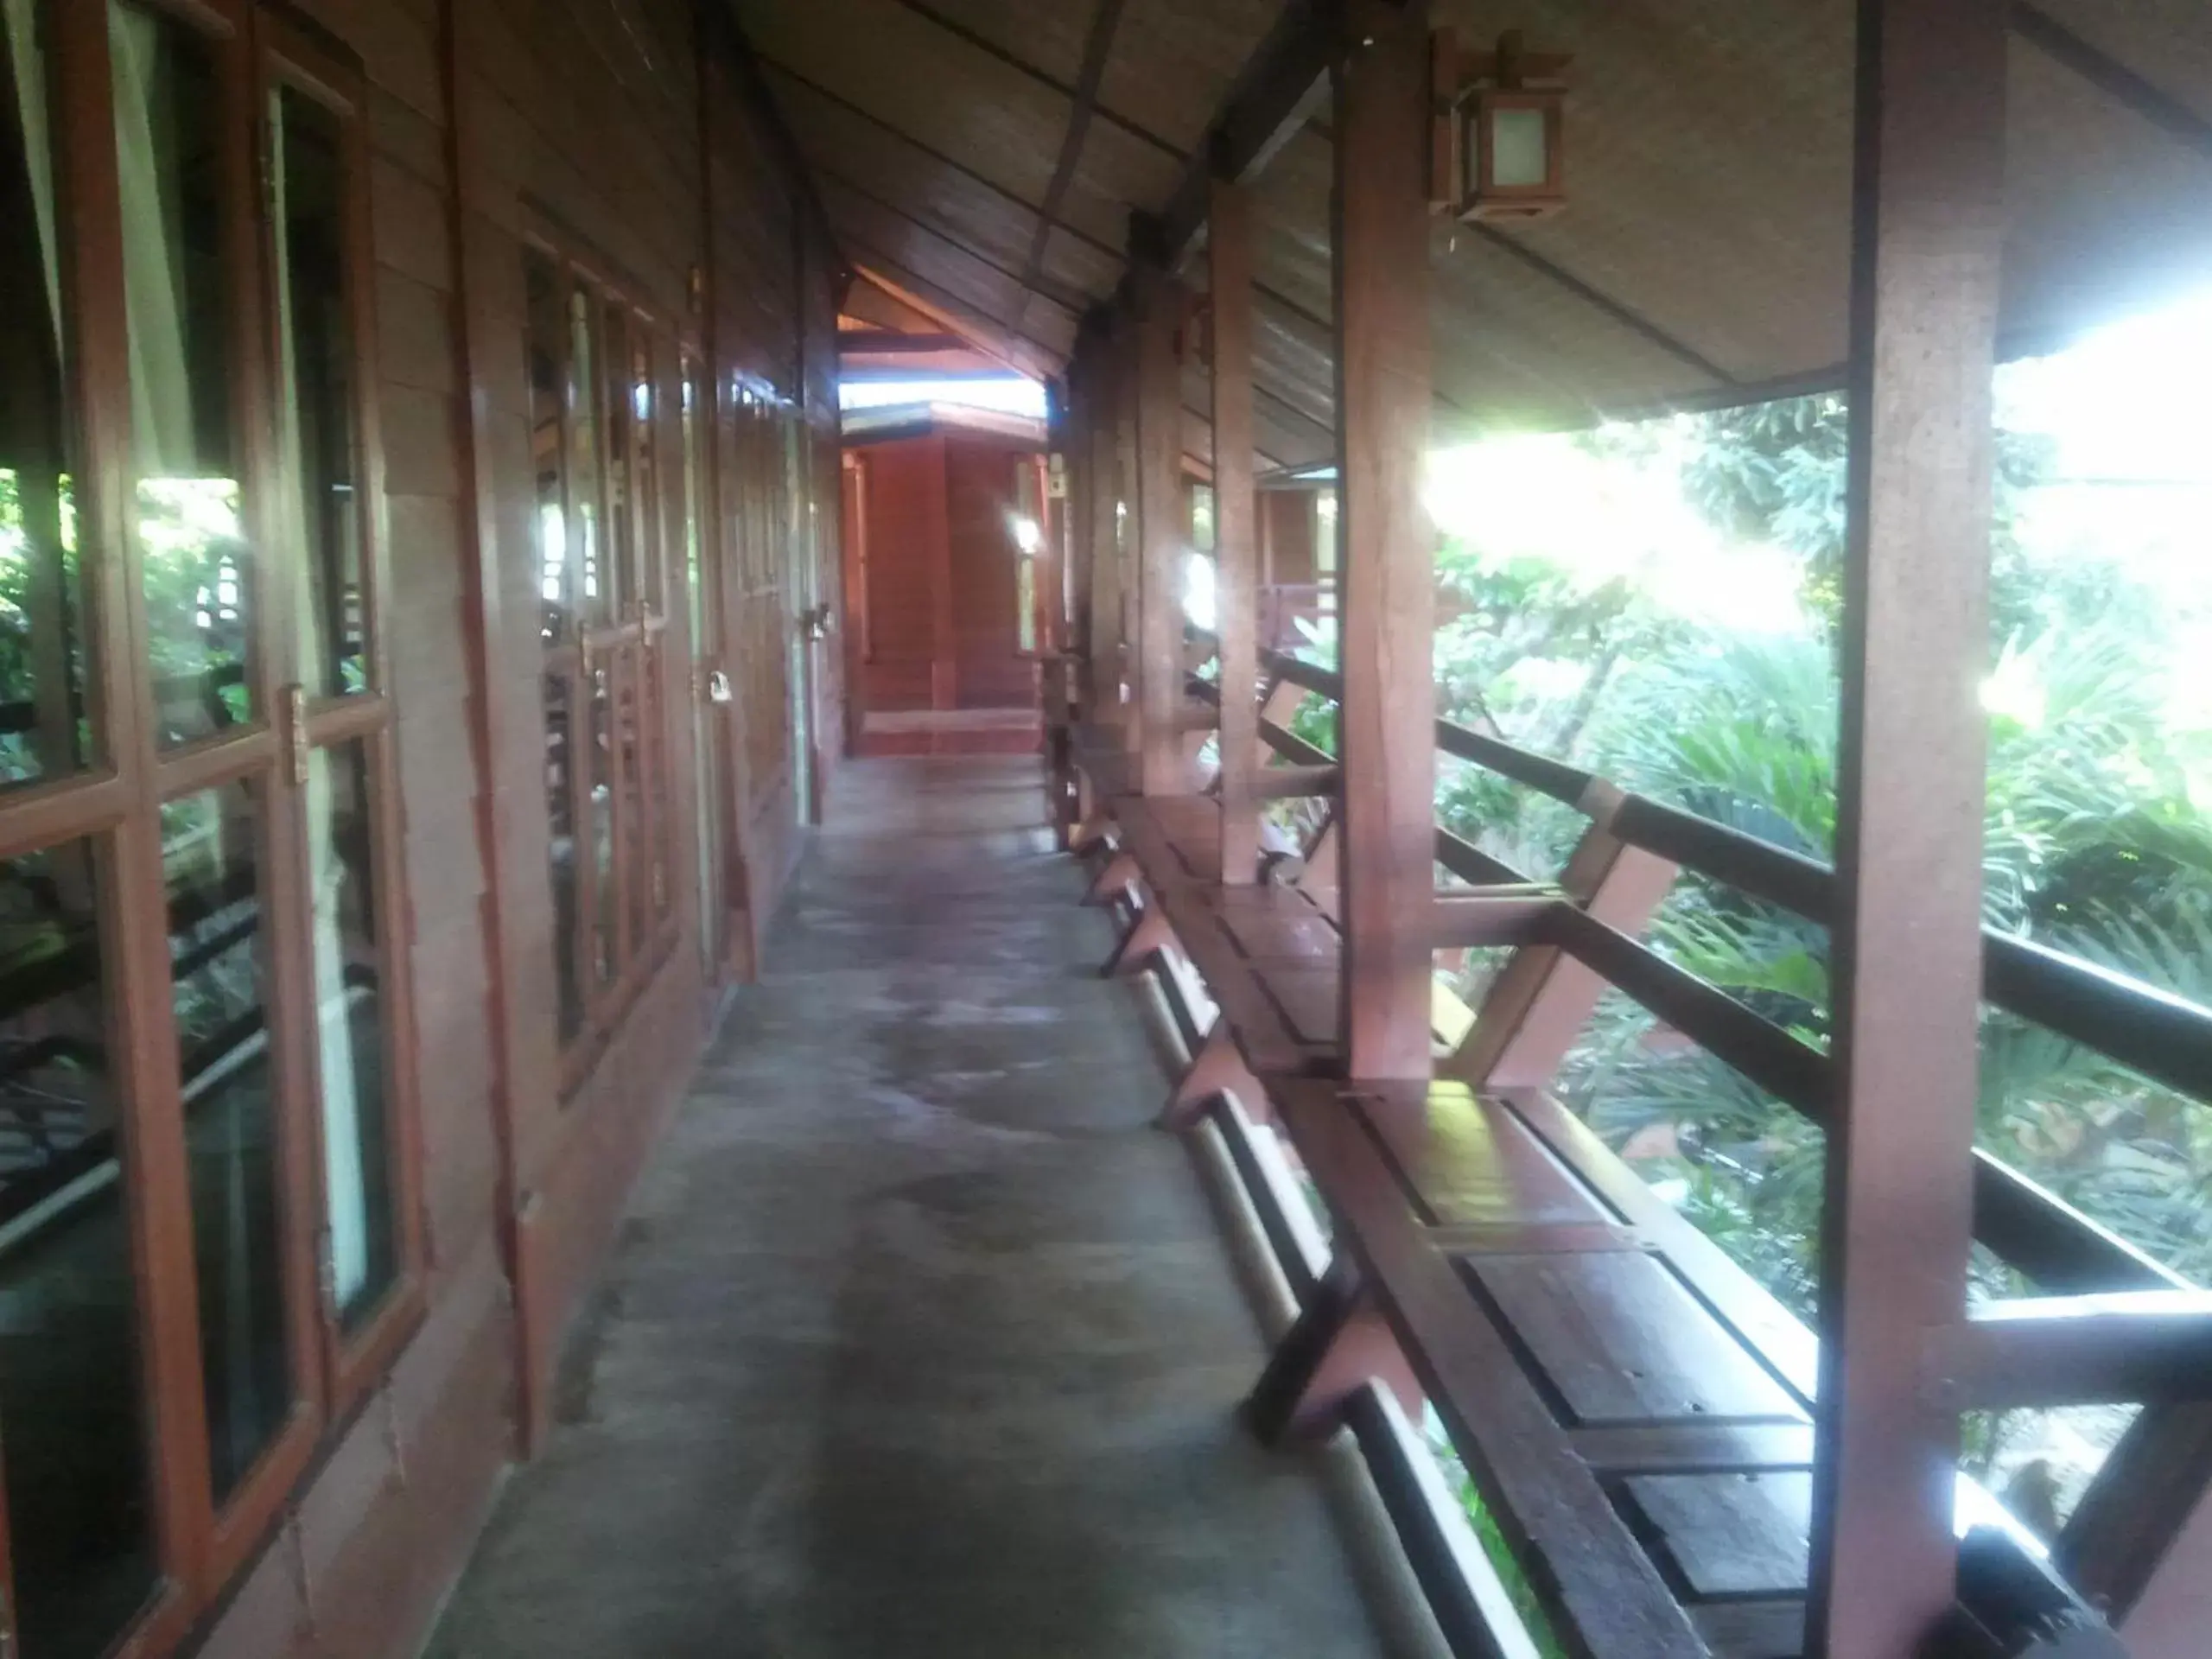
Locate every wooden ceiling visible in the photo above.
<box><xmin>735</xmin><ymin>0</ymin><xmax>2212</xmax><ymax>470</ymax></box>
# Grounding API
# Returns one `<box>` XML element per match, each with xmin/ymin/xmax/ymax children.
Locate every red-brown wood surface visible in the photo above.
<box><xmin>1134</xmin><ymin>280</ymin><xmax>1186</xmax><ymax>795</ymax></box>
<box><xmin>944</xmin><ymin>435</ymin><xmax>1046</xmax><ymax>709</ymax></box>
<box><xmin>1808</xmin><ymin>2</ymin><xmax>2009</xmax><ymax>1653</ymax></box>
<box><xmin>1332</xmin><ymin>10</ymin><xmax>1435</xmax><ymax>1083</ymax></box>
<box><xmin>1211</xmin><ymin>177</ymin><xmax>1262</xmax><ymax>887</ymax></box>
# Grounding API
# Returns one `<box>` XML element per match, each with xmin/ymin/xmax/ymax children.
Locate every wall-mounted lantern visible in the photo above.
<box><xmin>1432</xmin><ymin>29</ymin><xmax>1571</xmax><ymax>223</ymax></box>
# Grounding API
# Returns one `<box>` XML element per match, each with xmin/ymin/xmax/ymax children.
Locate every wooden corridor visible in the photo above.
<box><xmin>423</xmin><ymin>755</ymin><xmax>1411</xmax><ymax>1659</ymax></box>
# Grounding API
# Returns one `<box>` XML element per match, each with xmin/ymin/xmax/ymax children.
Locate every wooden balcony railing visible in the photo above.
<box><xmin>1249</xmin><ymin>637</ymin><xmax>2211</xmax><ymax>1292</ymax></box>
<box><xmin>1055</xmin><ymin>627</ymin><xmax>2212</xmax><ymax>1656</ymax></box>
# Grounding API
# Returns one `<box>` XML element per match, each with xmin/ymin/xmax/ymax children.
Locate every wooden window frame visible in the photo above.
<box><xmin>0</xmin><ymin>2</ymin><xmax>426</xmax><ymax>1651</ymax></box>
<box><xmin>518</xmin><ymin>223</ymin><xmax>683</xmax><ymax>1096</ymax></box>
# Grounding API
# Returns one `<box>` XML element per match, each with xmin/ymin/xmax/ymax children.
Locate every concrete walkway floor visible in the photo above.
<box><xmin>425</xmin><ymin>755</ymin><xmax>1411</xmax><ymax>1659</ymax></box>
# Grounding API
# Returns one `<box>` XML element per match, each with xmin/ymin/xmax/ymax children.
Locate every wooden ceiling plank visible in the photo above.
<box><xmin>711</xmin><ymin>11</ymin><xmax>849</xmax><ymax>283</ymax></box>
<box><xmin>886</xmin><ymin>0</ymin><xmax>1188</xmax><ymax>161</ymax></box>
<box><xmin>1152</xmin><ymin>0</ymin><xmax>1345</xmax><ymax>270</ymax></box>
<box><xmin>816</xmin><ymin>162</ymin><xmax>1095</xmax><ymax>315</ymax></box>
<box><xmin>760</xmin><ymin>57</ymin><xmax>1129</xmax><ymax>268</ymax></box>
<box><xmin>849</xmin><ymin>246</ymin><xmax>1063</xmax><ymax>371</ymax></box>
<box><xmin>1466</xmin><ymin>226</ymin><xmax>1737</xmax><ymax>387</ymax></box>
<box><xmin>1020</xmin><ymin>2</ymin><xmax>1132</xmax><ymax>305</ymax></box>
<box><xmin>2012</xmin><ymin>3</ymin><xmax>2212</xmax><ymax>163</ymax></box>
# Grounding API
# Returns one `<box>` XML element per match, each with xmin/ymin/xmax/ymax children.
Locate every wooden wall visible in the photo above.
<box><xmin>854</xmin><ymin>434</ymin><xmax>951</xmax><ymax>713</ymax></box>
<box><xmin>946</xmin><ymin>435</ymin><xmax>1041</xmax><ymax>709</ymax></box>
<box><xmin>845</xmin><ymin>429</ymin><xmax>1041</xmax><ymax>721</ymax></box>
<box><xmin>187</xmin><ymin>3</ymin><xmax>842</xmax><ymax>1656</ymax></box>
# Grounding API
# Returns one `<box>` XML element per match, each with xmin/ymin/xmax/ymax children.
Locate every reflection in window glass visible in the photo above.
<box><xmin>524</xmin><ymin>251</ymin><xmax>569</xmax><ymax>644</ymax></box>
<box><xmin>543</xmin><ymin>670</ymin><xmax>581</xmax><ymax>1039</ymax></box>
<box><xmin>164</xmin><ymin>785</ymin><xmax>291</xmax><ymax>1498</ymax></box>
<box><xmin>646</xmin><ymin>645</ymin><xmax>671</xmax><ymax>925</ymax></box>
<box><xmin>272</xmin><ymin>86</ymin><xmax>365</xmax><ymax>696</ymax></box>
<box><xmin>2</xmin><ymin>0</ymin><xmax>95</xmax><ymax>791</ymax></box>
<box><xmin>0</xmin><ymin>836</ymin><xmax>159</xmax><ymax>1659</ymax></box>
<box><xmin>682</xmin><ymin>368</ymin><xmax>719</xmax><ymax>957</ymax></box>
<box><xmin>619</xmin><ymin>649</ymin><xmax>648</xmax><ymax>948</ymax></box>
<box><xmin>569</xmin><ymin>290</ymin><xmax>602</xmax><ymax>625</ymax></box>
<box><xmin>632</xmin><ymin>345</ymin><xmax>660</xmax><ymax>610</ymax></box>
<box><xmin>306</xmin><ymin>742</ymin><xmax>395</xmax><ymax>1327</ymax></box>
<box><xmin>590</xmin><ymin>658</ymin><xmax>615</xmax><ymax>984</ymax></box>
<box><xmin>1191</xmin><ymin>481</ymin><xmax>1217</xmax><ymax>552</ymax></box>
<box><xmin>601</xmin><ymin>302</ymin><xmax>630</xmax><ymax>619</ymax></box>
<box><xmin>112</xmin><ymin>2</ymin><xmax>252</xmax><ymax>746</ymax></box>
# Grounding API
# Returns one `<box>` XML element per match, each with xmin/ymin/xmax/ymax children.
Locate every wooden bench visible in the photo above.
<box><xmin>1086</xmin><ymin>792</ymin><xmax>1344</xmax><ymax>1126</ymax></box>
<box><xmin>1248</xmin><ymin>1078</ymin><xmax>2117</xmax><ymax>1659</ymax></box>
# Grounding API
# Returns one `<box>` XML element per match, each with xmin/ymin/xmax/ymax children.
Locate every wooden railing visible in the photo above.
<box><xmin>1073</xmin><ymin>628</ymin><xmax>2212</xmax><ymax>1650</ymax></box>
<box><xmin>1249</xmin><ymin>639</ymin><xmax>2212</xmax><ymax>1295</ymax></box>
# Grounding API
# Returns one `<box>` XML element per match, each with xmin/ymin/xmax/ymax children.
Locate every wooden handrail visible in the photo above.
<box><xmin>1255</xmin><ymin>644</ymin><xmax>2212</xmax><ymax>1113</ymax></box>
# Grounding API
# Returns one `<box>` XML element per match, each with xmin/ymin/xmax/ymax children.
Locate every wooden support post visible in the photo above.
<box><xmin>1089</xmin><ymin>324</ymin><xmax>1128</xmax><ymax>729</ymax></box>
<box><xmin>1065</xmin><ymin>350</ymin><xmax>1095</xmax><ymax>683</ymax></box>
<box><xmin>1332</xmin><ymin>9</ymin><xmax>1434</xmax><ymax>1083</ymax></box>
<box><xmin>1110</xmin><ymin>312</ymin><xmax>1141</xmax><ymax>745</ymax></box>
<box><xmin>1245</xmin><ymin>1256</ymin><xmax>1422</xmax><ymax>1444</ymax></box>
<box><xmin>1445</xmin><ymin>823</ymin><xmax>1675</xmax><ymax>1090</ymax></box>
<box><xmin>1084</xmin><ymin>849</ymin><xmax>1139</xmax><ymax>906</ymax></box>
<box><xmin>2058</xmin><ymin>1406</ymin><xmax>2212</xmax><ymax>1656</ymax></box>
<box><xmin>1134</xmin><ymin>273</ymin><xmax>1186</xmax><ymax>794</ymax></box>
<box><xmin>1104</xmin><ymin>900</ymin><xmax>1176</xmax><ymax>978</ymax></box>
<box><xmin>1161</xmin><ymin>1020</ymin><xmax>1272</xmax><ymax>1131</ymax></box>
<box><xmin>1255</xmin><ymin>672</ymin><xmax>1304</xmax><ymax>769</ymax></box>
<box><xmin>1211</xmin><ymin>177</ymin><xmax>1262</xmax><ymax>883</ymax></box>
<box><xmin>1297</xmin><ymin>811</ymin><xmax>1342</xmax><ymax>922</ymax></box>
<box><xmin>1807</xmin><ymin>3</ymin><xmax>2008</xmax><ymax>1654</ymax></box>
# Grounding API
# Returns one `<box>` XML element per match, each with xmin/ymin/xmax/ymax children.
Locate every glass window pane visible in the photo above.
<box><xmin>618</xmin><ymin>647</ymin><xmax>647</xmax><ymax>950</ymax></box>
<box><xmin>0</xmin><ymin>836</ymin><xmax>159</xmax><ymax>1659</ymax></box>
<box><xmin>0</xmin><ymin>0</ymin><xmax>97</xmax><ymax>791</ymax></box>
<box><xmin>632</xmin><ymin>342</ymin><xmax>659</xmax><ymax>611</ymax></box>
<box><xmin>272</xmin><ymin>86</ymin><xmax>364</xmax><ymax>697</ymax></box>
<box><xmin>305</xmin><ymin>741</ymin><xmax>395</xmax><ymax>1328</ymax></box>
<box><xmin>1489</xmin><ymin>105</ymin><xmax>1549</xmax><ymax>188</ymax></box>
<box><xmin>682</xmin><ymin>370</ymin><xmax>717</xmax><ymax>958</ymax></box>
<box><xmin>524</xmin><ymin>251</ymin><xmax>569</xmax><ymax>645</ymax></box>
<box><xmin>589</xmin><ymin>657</ymin><xmax>614</xmax><ymax>984</ymax></box>
<box><xmin>111</xmin><ymin>2</ymin><xmax>254</xmax><ymax>746</ymax></box>
<box><xmin>601</xmin><ymin>303</ymin><xmax>629</xmax><ymax>618</ymax></box>
<box><xmin>568</xmin><ymin>290</ymin><xmax>602</xmax><ymax>627</ymax></box>
<box><xmin>646</xmin><ymin>644</ymin><xmax>671</xmax><ymax>925</ymax></box>
<box><xmin>164</xmin><ymin>783</ymin><xmax>290</xmax><ymax>1498</ymax></box>
<box><xmin>543</xmin><ymin>669</ymin><xmax>582</xmax><ymax>1041</ymax></box>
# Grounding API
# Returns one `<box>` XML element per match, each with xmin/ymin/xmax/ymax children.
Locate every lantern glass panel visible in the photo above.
<box><xmin>1490</xmin><ymin>105</ymin><xmax>1549</xmax><ymax>188</ymax></box>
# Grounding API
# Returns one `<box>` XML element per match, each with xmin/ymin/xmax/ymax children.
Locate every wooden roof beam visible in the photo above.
<box><xmin>2012</xmin><ymin>3</ymin><xmax>2212</xmax><ymax>164</ymax></box>
<box><xmin>1019</xmin><ymin>1</ymin><xmax>1130</xmax><ymax>308</ymax></box>
<box><xmin>1150</xmin><ymin>0</ymin><xmax>1351</xmax><ymax>276</ymax></box>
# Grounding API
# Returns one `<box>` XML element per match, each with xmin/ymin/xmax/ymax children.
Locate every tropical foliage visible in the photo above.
<box><xmin>1281</xmin><ymin>390</ymin><xmax>2210</xmax><ymax>1534</ymax></box>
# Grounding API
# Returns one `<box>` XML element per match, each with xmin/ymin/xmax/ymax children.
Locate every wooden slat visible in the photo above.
<box><xmin>1541</xmin><ymin>903</ymin><xmax>1830</xmax><ymax>1117</ymax></box>
<box><xmin>1936</xmin><ymin>1291</ymin><xmax>2212</xmax><ymax>1408</ymax></box>
<box><xmin>1429</xmin><ymin>891</ymin><xmax>1557</xmax><ymax>950</ymax></box>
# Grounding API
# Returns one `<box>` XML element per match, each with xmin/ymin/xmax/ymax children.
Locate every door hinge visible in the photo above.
<box><xmin>315</xmin><ymin>1229</ymin><xmax>337</xmax><ymax>1309</ymax></box>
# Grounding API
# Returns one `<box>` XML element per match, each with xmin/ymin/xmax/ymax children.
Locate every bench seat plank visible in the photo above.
<box><xmin>1107</xmin><ymin>794</ymin><xmax>1344</xmax><ymax>1083</ymax></box>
